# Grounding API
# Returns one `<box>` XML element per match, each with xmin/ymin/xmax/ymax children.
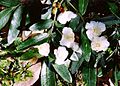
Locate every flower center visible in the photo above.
<box><xmin>64</xmin><ymin>34</ymin><xmax>74</xmax><ymax>41</ymax></box>
<box><xmin>95</xmin><ymin>43</ymin><xmax>101</xmax><ymax>47</ymax></box>
<box><xmin>93</xmin><ymin>27</ymin><xmax>100</xmax><ymax>34</ymax></box>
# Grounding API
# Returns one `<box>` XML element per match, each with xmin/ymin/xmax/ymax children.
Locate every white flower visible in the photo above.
<box><xmin>71</xmin><ymin>42</ymin><xmax>82</xmax><ymax>54</ymax></box>
<box><xmin>14</xmin><ymin>62</ymin><xmax>41</xmax><ymax>86</ymax></box>
<box><xmin>34</xmin><ymin>43</ymin><xmax>50</xmax><ymax>56</ymax></box>
<box><xmin>91</xmin><ymin>36</ymin><xmax>110</xmax><ymax>52</ymax></box>
<box><xmin>57</xmin><ymin>11</ymin><xmax>77</xmax><ymax>24</ymax></box>
<box><xmin>54</xmin><ymin>46</ymin><xmax>68</xmax><ymax>65</ymax></box>
<box><xmin>85</xmin><ymin>21</ymin><xmax>106</xmax><ymax>40</ymax></box>
<box><xmin>60</xmin><ymin>27</ymin><xmax>75</xmax><ymax>48</ymax></box>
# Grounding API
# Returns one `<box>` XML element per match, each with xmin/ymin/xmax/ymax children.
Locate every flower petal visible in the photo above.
<box><xmin>57</xmin><ymin>11</ymin><xmax>77</xmax><ymax>24</ymax></box>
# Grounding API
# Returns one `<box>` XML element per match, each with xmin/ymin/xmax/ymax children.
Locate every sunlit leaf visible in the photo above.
<box><xmin>52</xmin><ymin>64</ymin><xmax>72</xmax><ymax>83</ymax></box>
<box><xmin>7</xmin><ymin>6</ymin><xmax>23</xmax><ymax>45</ymax></box>
<box><xmin>41</xmin><ymin>62</ymin><xmax>56</xmax><ymax>86</ymax></box>
<box><xmin>16</xmin><ymin>33</ymin><xmax>49</xmax><ymax>50</ymax></box>
<box><xmin>29</xmin><ymin>19</ymin><xmax>53</xmax><ymax>31</ymax></box>
<box><xmin>78</xmin><ymin>0</ymin><xmax>89</xmax><ymax>15</ymax></box>
<box><xmin>41</xmin><ymin>8</ymin><xmax>52</xmax><ymax>19</ymax></box>
<box><xmin>0</xmin><ymin>7</ymin><xmax>16</xmax><ymax>30</ymax></box>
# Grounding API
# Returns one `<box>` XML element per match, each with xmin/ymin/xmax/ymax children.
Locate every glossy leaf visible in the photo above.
<box><xmin>81</xmin><ymin>27</ymin><xmax>91</xmax><ymax>62</ymax></box>
<box><xmin>7</xmin><ymin>6</ymin><xmax>23</xmax><ymax>45</ymax></box>
<box><xmin>16</xmin><ymin>33</ymin><xmax>49</xmax><ymax>50</ymax></box>
<box><xmin>20</xmin><ymin>49</ymin><xmax>42</xmax><ymax>60</ymax></box>
<box><xmin>41</xmin><ymin>62</ymin><xmax>56</xmax><ymax>86</ymax></box>
<box><xmin>29</xmin><ymin>19</ymin><xmax>53</xmax><ymax>31</ymax></box>
<box><xmin>82</xmin><ymin>64</ymin><xmax>97</xmax><ymax>86</ymax></box>
<box><xmin>41</xmin><ymin>8</ymin><xmax>52</xmax><ymax>19</ymax></box>
<box><xmin>0</xmin><ymin>7</ymin><xmax>16</xmax><ymax>30</ymax></box>
<box><xmin>0</xmin><ymin>0</ymin><xmax>20</xmax><ymax>7</ymax></box>
<box><xmin>78</xmin><ymin>0</ymin><xmax>89</xmax><ymax>15</ymax></box>
<box><xmin>52</xmin><ymin>64</ymin><xmax>72</xmax><ymax>83</ymax></box>
<box><xmin>69</xmin><ymin>16</ymin><xmax>80</xmax><ymax>31</ymax></box>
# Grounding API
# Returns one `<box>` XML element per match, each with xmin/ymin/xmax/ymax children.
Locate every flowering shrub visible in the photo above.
<box><xmin>0</xmin><ymin>0</ymin><xmax>120</xmax><ymax>86</ymax></box>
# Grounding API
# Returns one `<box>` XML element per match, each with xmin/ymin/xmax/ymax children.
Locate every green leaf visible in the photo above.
<box><xmin>41</xmin><ymin>8</ymin><xmax>52</xmax><ymax>19</ymax></box>
<box><xmin>54</xmin><ymin>21</ymin><xmax>64</xmax><ymax>28</ymax></box>
<box><xmin>78</xmin><ymin>0</ymin><xmax>89</xmax><ymax>15</ymax></box>
<box><xmin>69</xmin><ymin>16</ymin><xmax>80</xmax><ymax>31</ymax></box>
<box><xmin>0</xmin><ymin>0</ymin><xmax>20</xmax><ymax>7</ymax></box>
<box><xmin>25</xmin><ymin>14</ymin><xmax>30</xmax><ymax>25</ymax></box>
<box><xmin>70</xmin><ymin>52</ymin><xmax>82</xmax><ymax>61</ymax></box>
<box><xmin>81</xmin><ymin>27</ymin><xmax>91</xmax><ymax>62</ymax></box>
<box><xmin>52</xmin><ymin>64</ymin><xmax>72</xmax><ymax>83</ymax></box>
<box><xmin>41</xmin><ymin>62</ymin><xmax>56</xmax><ymax>86</ymax></box>
<box><xmin>29</xmin><ymin>19</ymin><xmax>53</xmax><ymax>31</ymax></box>
<box><xmin>16</xmin><ymin>33</ymin><xmax>49</xmax><ymax>50</ymax></box>
<box><xmin>82</xmin><ymin>64</ymin><xmax>97</xmax><ymax>86</ymax></box>
<box><xmin>94</xmin><ymin>16</ymin><xmax>120</xmax><ymax>27</ymax></box>
<box><xmin>70</xmin><ymin>57</ymin><xmax>84</xmax><ymax>74</ymax></box>
<box><xmin>97</xmin><ymin>68</ymin><xmax>103</xmax><ymax>77</ymax></box>
<box><xmin>104</xmin><ymin>20</ymin><xmax>120</xmax><ymax>26</ymax></box>
<box><xmin>108</xmin><ymin>2</ymin><xmax>120</xmax><ymax>19</ymax></box>
<box><xmin>114</xmin><ymin>66</ymin><xmax>120</xmax><ymax>86</ymax></box>
<box><xmin>0</xmin><ymin>7</ymin><xmax>16</xmax><ymax>30</ymax></box>
<box><xmin>20</xmin><ymin>49</ymin><xmax>42</xmax><ymax>60</ymax></box>
<box><xmin>7</xmin><ymin>6</ymin><xmax>23</xmax><ymax>45</ymax></box>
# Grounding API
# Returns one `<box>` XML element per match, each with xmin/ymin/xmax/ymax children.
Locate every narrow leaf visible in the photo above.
<box><xmin>41</xmin><ymin>62</ymin><xmax>56</xmax><ymax>86</ymax></box>
<box><xmin>20</xmin><ymin>49</ymin><xmax>42</xmax><ymax>60</ymax></box>
<box><xmin>29</xmin><ymin>19</ymin><xmax>53</xmax><ymax>31</ymax></box>
<box><xmin>82</xmin><ymin>64</ymin><xmax>96</xmax><ymax>86</ymax></box>
<box><xmin>78</xmin><ymin>0</ymin><xmax>89</xmax><ymax>15</ymax></box>
<box><xmin>0</xmin><ymin>7</ymin><xmax>16</xmax><ymax>30</ymax></box>
<box><xmin>53</xmin><ymin>64</ymin><xmax>72</xmax><ymax>83</ymax></box>
<box><xmin>0</xmin><ymin>0</ymin><xmax>20</xmax><ymax>7</ymax></box>
<box><xmin>81</xmin><ymin>27</ymin><xmax>91</xmax><ymax>62</ymax></box>
<box><xmin>7</xmin><ymin>6</ymin><xmax>23</xmax><ymax>45</ymax></box>
<box><xmin>114</xmin><ymin>66</ymin><xmax>119</xmax><ymax>86</ymax></box>
<box><xmin>108</xmin><ymin>2</ymin><xmax>120</xmax><ymax>19</ymax></box>
<box><xmin>16</xmin><ymin>33</ymin><xmax>49</xmax><ymax>50</ymax></box>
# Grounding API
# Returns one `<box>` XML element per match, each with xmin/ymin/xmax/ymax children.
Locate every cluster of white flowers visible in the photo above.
<box><xmin>54</xmin><ymin>26</ymin><xmax>82</xmax><ymax>65</ymax></box>
<box><xmin>34</xmin><ymin>11</ymin><xmax>78</xmax><ymax>65</ymax></box>
<box><xmin>85</xmin><ymin>21</ymin><xmax>110</xmax><ymax>52</ymax></box>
